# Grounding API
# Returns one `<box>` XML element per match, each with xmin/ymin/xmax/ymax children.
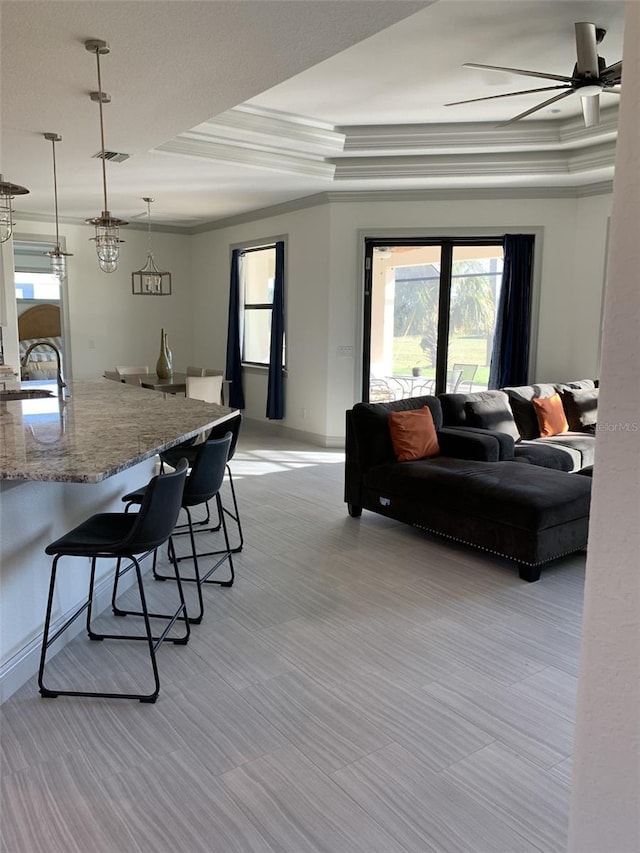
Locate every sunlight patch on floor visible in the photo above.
<box><xmin>232</xmin><ymin>448</ymin><xmax>344</xmax><ymax>477</ymax></box>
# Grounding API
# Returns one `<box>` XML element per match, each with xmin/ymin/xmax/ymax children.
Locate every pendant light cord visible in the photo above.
<box><xmin>94</xmin><ymin>48</ymin><xmax>109</xmax><ymax>215</ymax></box>
<box><xmin>147</xmin><ymin>199</ymin><xmax>152</xmax><ymax>255</ymax></box>
<box><xmin>50</xmin><ymin>137</ymin><xmax>61</xmax><ymax>250</ymax></box>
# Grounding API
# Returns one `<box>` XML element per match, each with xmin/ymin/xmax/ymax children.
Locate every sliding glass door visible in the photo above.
<box><xmin>363</xmin><ymin>239</ymin><xmax>503</xmax><ymax>402</ymax></box>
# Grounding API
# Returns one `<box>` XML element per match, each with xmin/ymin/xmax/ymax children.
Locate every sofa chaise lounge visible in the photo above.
<box><xmin>345</xmin><ymin>395</ymin><xmax>591</xmax><ymax>582</ymax></box>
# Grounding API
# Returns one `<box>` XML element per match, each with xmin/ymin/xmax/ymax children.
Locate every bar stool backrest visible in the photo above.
<box><xmin>118</xmin><ymin>459</ymin><xmax>188</xmax><ymax>554</ymax></box>
<box><xmin>206</xmin><ymin>413</ymin><xmax>242</xmax><ymax>461</ymax></box>
<box><xmin>183</xmin><ymin>434</ymin><xmax>231</xmax><ymax>508</ymax></box>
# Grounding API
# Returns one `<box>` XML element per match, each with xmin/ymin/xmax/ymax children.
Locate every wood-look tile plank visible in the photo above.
<box><xmin>220</xmin><ymin>745</ymin><xmax>410</xmax><ymax>853</ymax></box>
<box><xmin>99</xmin><ymin>748</ymin><xmax>278</xmax><ymax>853</ymax></box>
<box><xmin>548</xmin><ymin>755</ymin><xmax>574</xmax><ymax>786</ymax></box>
<box><xmin>442</xmin><ymin>740</ymin><xmax>571</xmax><ymax>853</ymax></box>
<box><xmin>308</xmin><ymin>666</ymin><xmax>496</xmax><ymax>772</ymax></box>
<box><xmin>331</xmin><ymin>741</ymin><xmax>542</xmax><ymax>853</ymax></box>
<box><xmin>185</xmin><ymin>615</ymin><xmax>296</xmax><ymax>690</ymax></box>
<box><xmin>1</xmin><ymin>750</ymin><xmax>143</xmax><ymax>853</ymax></box>
<box><xmin>423</xmin><ymin>666</ymin><xmax>574</xmax><ymax>769</ymax></box>
<box><xmin>509</xmin><ymin>665</ymin><xmax>578</xmax><ymax>722</ymax></box>
<box><xmin>152</xmin><ymin>670</ymin><xmax>288</xmax><ymax>776</ymax></box>
<box><xmin>239</xmin><ymin>670</ymin><xmax>392</xmax><ymax>773</ymax></box>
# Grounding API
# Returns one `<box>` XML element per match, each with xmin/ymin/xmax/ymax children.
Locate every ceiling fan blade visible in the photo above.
<box><xmin>601</xmin><ymin>60</ymin><xmax>622</xmax><ymax>82</ymax></box>
<box><xmin>581</xmin><ymin>94</ymin><xmax>600</xmax><ymax>127</ymax></box>
<box><xmin>463</xmin><ymin>62</ymin><xmax>574</xmax><ymax>84</ymax></box>
<box><xmin>575</xmin><ymin>22</ymin><xmax>599</xmax><ymax>77</ymax></box>
<box><xmin>496</xmin><ymin>90</ymin><xmax>574</xmax><ymax>127</ymax></box>
<box><xmin>445</xmin><ymin>85</ymin><xmax>571</xmax><ymax>107</ymax></box>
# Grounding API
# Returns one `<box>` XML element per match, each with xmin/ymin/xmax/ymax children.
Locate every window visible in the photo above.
<box><xmin>241</xmin><ymin>245</ymin><xmax>285</xmax><ymax>367</ymax></box>
<box><xmin>363</xmin><ymin>239</ymin><xmax>505</xmax><ymax>401</ymax></box>
<box><xmin>15</xmin><ymin>271</ymin><xmax>61</xmax><ymax>301</ymax></box>
<box><xmin>225</xmin><ymin>239</ymin><xmax>286</xmax><ymax>417</ymax></box>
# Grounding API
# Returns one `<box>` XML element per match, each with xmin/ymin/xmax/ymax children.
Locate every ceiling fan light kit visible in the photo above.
<box><xmin>447</xmin><ymin>21</ymin><xmax>622</xmax><ymax>129</ymax></box>
<box><xmin>84</xmin><ymin>39</ymin><xmax>127</xmax><ymax>273</ymax></box>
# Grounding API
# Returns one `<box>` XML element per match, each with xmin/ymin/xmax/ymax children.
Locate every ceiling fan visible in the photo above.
<box><xmin>446</xmin><ymin>22</ymin><xmax>622</xmax><ymax>128</ymax></box>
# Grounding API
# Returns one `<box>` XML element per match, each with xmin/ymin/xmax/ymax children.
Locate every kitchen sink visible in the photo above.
<box><xmin>0</xmin><ymin>389</ymin><xmax>55</xmax><ymax>401</ymax></box>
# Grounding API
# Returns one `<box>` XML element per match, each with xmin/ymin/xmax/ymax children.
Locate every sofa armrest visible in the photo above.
<box><xmin>441</xmin><ymin>426</ymin><xmax>515</xmax><ymax>461</ymax></box>
<box><xmin>437</xmin><ymin>427</ymin><xmax>502</xmax><ymax>462</ymax></box>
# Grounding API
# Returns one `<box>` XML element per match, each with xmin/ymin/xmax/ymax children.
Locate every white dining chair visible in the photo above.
<box><xmin>186</xmin><ymin>374</ymin><xmax>223</xmax><ymax>404</ymax></box>
<box><xmin>116</xmin><ymin>365</ymin><xmax>149</xmax><ymax>377</ymax></box>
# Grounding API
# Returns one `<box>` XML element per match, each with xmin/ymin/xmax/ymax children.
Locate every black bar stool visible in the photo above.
<box><xmin>38</xmin><ymin>460</ymin><xmax>189</xmax><ymax>704</ymax></box>
<box><xmin>123</xmin><ymin>435</ymin><xmax>234</xmax><ymax>624</ymax></box>
<box><xmin>161</xmin><ymin>413</ymin><xmax>244</xmax><ymax>554</ymax></box>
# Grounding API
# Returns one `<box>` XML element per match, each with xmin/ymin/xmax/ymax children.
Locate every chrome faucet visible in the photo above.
<box><xmin>20</xmin><ymin>340</ymin><xmax>67</xmax><ymax>394</ymax></box>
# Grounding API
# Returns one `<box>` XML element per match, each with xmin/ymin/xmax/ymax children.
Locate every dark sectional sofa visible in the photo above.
<box><xmin>345</xmin><ymin>394</ymin><xmax>592</xmax><ymax>582</ymax></box>
<box><xmin>439</xmin><ymin>379</ymin><xmax>598</xmax><ymax>472</ymax></box>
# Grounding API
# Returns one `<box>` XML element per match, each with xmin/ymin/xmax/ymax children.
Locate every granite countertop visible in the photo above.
<box><xmin>0</xmin><ymin>379</ymin><xmax>237</xmax><ymax>483</ymax></box>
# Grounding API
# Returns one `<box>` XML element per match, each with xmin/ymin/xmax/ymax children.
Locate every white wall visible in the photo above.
<box><xmin>4</xmin><ymin>190</ymin><xmax>613</xmax><ymax>445</ymax></box>
<box><xmin>568</xmin><ymin>2</ymin><xmax>640</xmax><ymax>848</ymax></box>
<box><xmin>9</xmin><ymin>219</ymin><xmax>194</xmax><ymax>380</ymax></box>
<box><xmin>191</xmin><ymin>192</ymin><xmax>611</xmax><ymax>443</ymax></box>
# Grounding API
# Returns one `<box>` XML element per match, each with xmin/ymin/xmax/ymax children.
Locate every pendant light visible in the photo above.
<box><xmin>131</xmin><ymin>198</ymin><xmax>172</xmax><ymax>295</ymax></box>
<box><xmin>43</xmin><ymin>133</ymin><xmax>73</xmax><ymax>281</ymax></box>
<box><xmin>84</xmin><ymin>39</ymin><xmax>127</xmax><ymax>273</ymax></box>
<box><xmin>0</xmin><ymin>175</ymin><xmax>29</xmax><ymax>243</ymax></box>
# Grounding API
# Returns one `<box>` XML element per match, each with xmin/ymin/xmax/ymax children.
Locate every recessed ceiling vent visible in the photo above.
<box><xmin>92</xmin><ymin>150</ymin><xmax>130</xmax><ymax>163</ymax></box>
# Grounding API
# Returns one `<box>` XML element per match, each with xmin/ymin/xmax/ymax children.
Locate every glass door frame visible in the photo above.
<box><xmin>362</xmin><ymin>236</ymin><xmax>504</xmax><ymax>402</ymax></box>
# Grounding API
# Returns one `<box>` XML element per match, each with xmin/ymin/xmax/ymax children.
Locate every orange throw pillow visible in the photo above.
<box><xmin>388</xmin><ymin>407</ymin><xmax>440</xmax><ymax>462</ymax></box>
<box><xmin>532</xmin><ymin>393</ymin><xmax>569</xmax><ymax>437</ymax></box>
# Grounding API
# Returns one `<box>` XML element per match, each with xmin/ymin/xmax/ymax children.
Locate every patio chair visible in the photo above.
<box><xmin>451</xmin><ymin>363</ymin><xmax>478</xmax><ymax>393</ymax></box>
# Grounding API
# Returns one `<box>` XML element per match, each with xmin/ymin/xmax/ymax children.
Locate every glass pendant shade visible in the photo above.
<box><xmin>99</xmin><ymin>256</ymin><xmax>118</xmax><ymax>274</ymax></box>
<box><xmin>46</xmin><ymin>247</ymin><xmax>69</xmax><ymax>281</ymax></box>
<box><xmin>43</xmin><ymin>133</ymin><xmax>72</xmax><ymax>281</ymax></box>
<box><xmin>84</xmin><ymin>40</ymin><xmax>127</xmax><ymax>273</ymax></box>
<box><xmin>0</xmin><ymin>175</ymin><xmax>30</xmax><ymax>243</ymax></box>
<box><xmin>90</xmin><ymin>216</ymin><xmax>122</xmax><ymax>266</ymax></box>
<box><xmin>132</xmin><ymin>198</ymin><xmax>172</xmax><ymax>295</ymax></box>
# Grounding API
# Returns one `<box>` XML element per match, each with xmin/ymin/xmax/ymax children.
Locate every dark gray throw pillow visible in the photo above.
<box><xmin>464</xmin><ymin>397</ymin><xmax>521</xmax><ymax>441</ymax></box>
<box><xmin>561</xmin><ymin>388</ymin><xmax>598</xmax><ymax>431</ymax></box>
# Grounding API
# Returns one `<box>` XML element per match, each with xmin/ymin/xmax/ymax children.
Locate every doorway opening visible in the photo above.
<box><xmin>13</xmin><ymin>240</ymin><xmax>69</xmax><ymax>382</ymax></box>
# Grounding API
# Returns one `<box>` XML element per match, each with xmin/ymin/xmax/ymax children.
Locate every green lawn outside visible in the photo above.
<box><xmin>392</xmin><ymin>334</ymin><xmax>491</xmax><ymax>386</ymax></box>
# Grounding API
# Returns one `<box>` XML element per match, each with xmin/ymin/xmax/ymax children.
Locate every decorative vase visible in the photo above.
<box><xmin>412</xmin><ymin>366</ymin><xmax>421</xmax><ymax>377</ymax></box>
<box><xmin>156</xmin><ymin>328</ymin><xmax>172</xmax><ymax>378</ymax></box>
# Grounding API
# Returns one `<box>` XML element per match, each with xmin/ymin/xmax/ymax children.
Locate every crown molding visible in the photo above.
<box><xmin>197</xmin><ymin>105</ymin><xmax>346</xmax><ymax>154</ymax></box>
<box><xmin>333</xmin><ymin>139</ymin><xmax>616</xmax><ymax>181</ymax></box>
<box><xmin>12</xmin><ymin>211</ymin><xmax>192</xmax><ymax>235</ymax></box>
<box><xmin>339</xmin><ymin>107</ymin><xmax>619</xmax><ymax>155</ymax></box>
<box><xmin>156</xmin><ymin>136</ymin><xmax>337</xmax><ymax>179</ymax></box>
<box><xmin>189</xmin><ymin>182</ymin><xmax>613</xmax><ymax>233</ymax></box>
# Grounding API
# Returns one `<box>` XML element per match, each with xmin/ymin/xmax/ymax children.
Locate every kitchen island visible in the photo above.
<box><xmin>0</xmin><ymin>379</ymin><xmax>237</xmax><ymax>701</ymax></box>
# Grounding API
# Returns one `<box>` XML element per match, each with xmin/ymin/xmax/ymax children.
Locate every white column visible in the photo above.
<box><xmin>567</xmin><ymin>4</ymin><xmax>640</xmax><ymax>851</ymax></box>
<box><xmin>0</xmin><ymin>238</ymin><xmax>20</xmax><ymax>372</ymax></box>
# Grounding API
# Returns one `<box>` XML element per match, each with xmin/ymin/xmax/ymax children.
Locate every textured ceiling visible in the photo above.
<box><xmin>0</xmin><ymin>0</ymin><xmax>625</xmax><ymax>230</ymax></box>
